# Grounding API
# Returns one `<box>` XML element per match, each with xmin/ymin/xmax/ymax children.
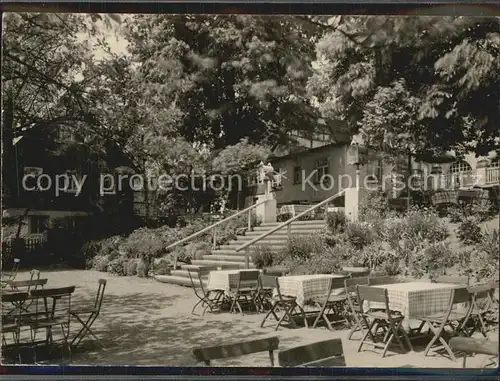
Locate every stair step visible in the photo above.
<box><xmin>180</xmin><ymin>264</ymin><xmax>219</xmax><ymax>272</ymax></box>
<box><xmin>260</xmin><ymin>220</ymin><xmax>325</xmax><ymax>226</ymax></box>
<box><xmin>155</xmin><ymin>275</ymin><xmax>205</xmax><ymax>288</ymax></box>
<box><xmin>205</xmin><ymin>255</ymin><xmax>247</xmax><ymax>262</ymax></box>
<box><xmin>171</xmin><ymin>269</ymin><xmax>210</xmax><ymax>279</ymax></box>
<box><xmin>215</xmin><ymin>245</ymin><xmax>285</xmax><ymax>252</ymax></box>
<box><xmin>191</xmin><ymin>260</ymin><xmax>254</xmax><ymax>269</ymax></box>
<box><xmin>252</xmin><ymin>225</ymin><xmax>324</xmax><ymax>232</ymax></box>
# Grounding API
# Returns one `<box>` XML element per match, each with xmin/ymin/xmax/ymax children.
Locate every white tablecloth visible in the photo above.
<box><xmin>206</xmin><ymin>269</ymin><xmax>261</xmax><ymax>292</ymax></box>
<box><xmin>274</xmin><ymin>274</ymin><xmax>345</xmax><ymax>307</ymax></box>
<box><xmin>365</xmin><ymin>282</ymin><xmax>460</xmax><ymax>324</ymax></box>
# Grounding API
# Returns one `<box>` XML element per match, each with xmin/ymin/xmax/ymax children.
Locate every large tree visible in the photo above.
<box><xmin>307</xmin><ymin>16</ymin><xmax>500</xmax><ymax>158</ymax></box>
<box><xmin>123</xmin><ymin>15</ymin><xmax>325</xmax><ymax>151</ymax></box>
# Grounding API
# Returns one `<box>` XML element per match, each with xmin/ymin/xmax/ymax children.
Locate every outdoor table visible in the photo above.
<box><xmin>206</xmin><ymin>269</ymin><xmax>261</xmax><ymax>293</ymax></box>
<box><xmin>364</xmin><ymin>281</ymin><xmax>461</xmax><ymax>329</ymax></box>
<box><xmin>274</xmin><ymin>274</ymin><xmax>345</xmax><ymax>308</ymax></box>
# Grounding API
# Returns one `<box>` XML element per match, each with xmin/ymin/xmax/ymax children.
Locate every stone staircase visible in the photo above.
<box><xmin>155</xmin><ymin>220</ymin><xmax>325</xmax><ymax>287</ymax></box>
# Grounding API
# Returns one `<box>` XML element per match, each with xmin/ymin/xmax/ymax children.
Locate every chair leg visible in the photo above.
<box><xmin>358</xmin><ymin>319</ymin><xmax>377</xmax><ymax>353</ymax></box>
<box><xmin>260</xmin><ymin>302</ymin><xmax>278</xmax><ymax>328</ymax></box>
<box><xmin>424</xmin><ymin>323</ymin><xmax>442</xmax><ymax>357</ymax></box>
<box><xmin>312</xmin><ymin>303</ymin><xmax>327</xmax><ymax>329</ymax></box>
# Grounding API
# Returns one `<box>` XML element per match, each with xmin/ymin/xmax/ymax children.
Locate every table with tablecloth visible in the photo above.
<box><xmin>206</xmin><ymin>269</ymin><xmax>261</xmax><ymax>293</ymax></box>
<box><xmin>365</xmin><ymin>282</ymin><xmax>460</xmax><ymax>328</ymax></box>
<box><xmin>274</xmin><ymin>274</ymin><xmax>345</xmax><ymax>308</ymax></box>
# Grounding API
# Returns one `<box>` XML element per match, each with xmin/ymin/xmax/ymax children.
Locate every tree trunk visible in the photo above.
<box><xmin>15</xmin><ymin>207</ymin><xmax>31</xmax><ymax>239</ymax></box>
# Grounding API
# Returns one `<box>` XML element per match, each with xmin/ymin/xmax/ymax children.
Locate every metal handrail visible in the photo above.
<box><xmin>167</xmin><ymin>200</ymin><xmax>267</xmax><ymax>251</ymax></box>
<box><xmin>235</xmin><ymin>190</ymin><xmax>345</xmax><ymax>260</ymax></box>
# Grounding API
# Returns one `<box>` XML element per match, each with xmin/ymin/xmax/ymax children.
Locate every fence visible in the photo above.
<box><xmin>1</xmin><ymin>236</ymin><xmax>48</xmax><ymax>269</ymax></box>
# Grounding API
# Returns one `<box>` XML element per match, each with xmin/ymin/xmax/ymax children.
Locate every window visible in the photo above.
<box><xmin>488</xmin><ymin>158</ymin><xmax>499</xmax><ymax>168</ymax></box>
<box><xmin>315</xmin><ymin>158</ymin><xmax>329</xmax><ymax>184</ymax></box>
<box><xmin>29</xmin><ymin>216</ymin><xmax>49</xmax><ymax>234</ymax></box>
<box><xmin>450</xmin><ymin>160</ymin><xmax>472</xmax><ymax>174</ymax></box>
<box><xmin>271</xmin><ymin>168</ymin><xmax>282</xmax><ymax>188</ymax></box>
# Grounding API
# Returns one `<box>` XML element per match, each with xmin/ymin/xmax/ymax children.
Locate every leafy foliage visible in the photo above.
<box><xmin>457</xmin><ymin>217</ymin><xmax>483</xmax><ymax>245</ymax></box>
<box><xmin>308</xmin><ymin>16</ymin><xmax>500</xmax><ymax>157</ymax></box>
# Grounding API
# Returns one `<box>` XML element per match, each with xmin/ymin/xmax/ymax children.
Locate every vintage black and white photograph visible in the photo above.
<box><xmin>1</xmin><ymin>12</ymin><xmax>499</xmax><ymax>367</ymax></box>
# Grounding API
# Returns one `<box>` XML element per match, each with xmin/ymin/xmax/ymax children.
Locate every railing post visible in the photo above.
<box><xmin>212</xmin><ymin>226</ymin><xmax>217</xmax><ymax>250</ymax></box>
<box><xmin>247</xmin><ymin>209</ymin><xmax>252</xmax><ymax>232</ymax></box>
<box><xmin>287</xmin><ymin>223</ymin><xmax>291</xmax><ymax>238</ymax></box>
<box><xmin>244</xmin><ymin>247</ymin><xmax>250</xmax><ymax>269</ymax></box>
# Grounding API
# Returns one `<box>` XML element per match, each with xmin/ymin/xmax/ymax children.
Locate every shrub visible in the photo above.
<box><xmin>79</xmin><ymin>240</ymin><xmax>100</xmax><ymax>269</ymax></box>
<box><xmin>345</xmin><ymin>221</ymin><xmax>374</xmax><ymax>249</ymax></box>
<box><xmin>93</xmin><ymin>255</ymin><xmax>110</xmax><ymax>272</ymax></box>
<box><xmin>137</xmin><ymin>256</ymin><xmax>151</xmax><ymax>277</ymax></box>
<box><xmin>408</xmin><ymin>242</ymin><xmax>456</xmax><ymax>279</ymax></box>
<box><xmin>107</xmin><ymin>257</ymin><xmax>126</xmax><ymax>276</ymax></box>
<box><xmin>447</xmin><ymin>205</ymin><xmax>464</xmax><ymax>223</ymax></box>
<box><xmin>404</xmin><ymin>208</ymin><xmax>448</xmax><ymax>243</ymax></box>
<box><xmin>126</xmin><ymin>259</ymin><xmax>138</xmax><ymax>276</ymax></box>
<box><xmin>326</xmin><ymin>211</ymin><xmax>346</xmax><ymax>234</ymax></box>
<box><xmin>252</xmin><ymin>244</ymin><xmax>274</xmax><ymax>269</ymax></box>
<box><xmin>282</xmin><ymin>233</ymin><xmax>326</xmax><ymax>262</ymax></box>
<box><xmin>468</xmin><ymin>229</ymin><xmax>499</xmax><ymax>282</ymax></box>
<box><xmin>153</xmin><ymin>258</ymin><xmax>171</xmax><ymax>276</ymax></box>
<box><xmin>304</xmin><ymin>245</ymin><xmax>345</xmax><ymax>274</ymax></box>
<box><xmin>185</xmin><ymin>242</ymin><xmax>212</xmax><ymax>261</ymax></box>
<box><xmin>171</xmin><ymin>246</ymin><xmax>190</xmax><ymax>266</ymax></box>
<box><xmin>359</xmin><ymin>190</ymin><xmax>390</xmax><ymax>222</ymax></box>
<box><xmin>457</xmin><ymin>217</ymin><xmax>482</xmax><ymax>245</ymax></box>
<box><xmin>466</xmin><ymin>198</ymin><xmax>493</xmax><ymax>222</ymax></box>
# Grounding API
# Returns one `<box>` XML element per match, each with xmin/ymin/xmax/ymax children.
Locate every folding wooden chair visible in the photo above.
<box><xmin>260</xmin><ymin>276</ymin><xmax>308</xmax><ymax>330</ymax></box>
<box><xmin>356</xmin><ymin>285</ymin><xmax>413</xmax><ymax>358</ymax></box>
<box><xmin>192</xmin><ymin>336</ymin><xmax>279</xmax><ymax>365</ymax></box>
<box><xmin>188</xmin><ymin>270</ymin><xmax>225</xmax><ymax>316</ymax></box>
<box><xmin>6</xmin><ymin>276</ymin><xmax>48</xmax><ymax>315</ymax></box>
<box><xmin>449</xmin><ymin>337</ymin><xmax>499</xmax><ymax>368</ymax></box>
<box><xmin>278</xmin><ymin>338</ymin><xmax>346</xmax><ymax>367</ymax></box>
<box><xmin>461</xmin><ymin>283</ymin><xmax>495</xmax><ymax>338</ymax></box>
<box><xmin>418</xmin><ymin>286</ymin><xmax>471</xmax><ymax>361</ymax></box>
<box><xmin>311</xmin><ymin>277</ymin><xmax>349</xmax><ymax>330</ymax></box>
<box><xmin>344</xmin><ymin>277</ymin><xmax>369</xmax><ymax>340</ymax></box>
<box><xmin>255</xmin><ymin>274</ymin><xmax>276</xmax><ymax>312</ymax></box>
<box><xmin>342</xmin><ymin>267</ymin><xmax>369</xmax><ymax>278</ymax></box>
<box><xmin>1</xmin><ymin>291</ymin><xmax>28</xmax><ymax>363</ymax></box>
<box><xmin>70</xmin><ymin>279</ymin><xmax>106</xmax><ymax>349</ymax></box>
<box><xmin>433</xmin><ymin>275</ymin><xmax>469</xmax><ymax>286</ymax></box>
<box><xmin>30</xmin><ymin>286</ymin><xmax>76</xmax><ymax>362</ymax></box>
<box><xmin>368</xmin><ymin>276</ymin><xmax>400</xmax><ymax>286</ymax></box>
<box><xmin>1</xmin><ymin>258</ymin><xmax>21</xmax><ymax>289</ymax></box>
<box><xmin>228</xmin><ymin>270</ymin><xmax>260</xmax><ymax>315</ymax></box>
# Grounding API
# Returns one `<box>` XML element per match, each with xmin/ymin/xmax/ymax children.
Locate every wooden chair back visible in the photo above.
<box><xmin>278</xmin><ymin>338</ymin><xmax>345</xmax><ymax>367</ymax></box>
<box><xmin>192</xmin><ymin>336</ymin><xmax>279</xmax><ymax>366</ymax></box>
<box><xmin>232</xmin><ymin>270</ymin><xmax>260</xmax><ymax>294</ymax></box>
<box><xmin>368</xmin><ymin>276</ymin><xmax>399</xmax><ymax>286</ymax></box>
<box><xmin>344</xmin><ymin>276</ymin><xmax>369</xmax><ymax>293</ymax></box>
<box><xmin>356</xmin><ymin>285</ymin><xmax>389</xmax><ymax>305</ymax></box>
<box><xmin>325</xmin><ymin>277</ymin><xmax>349</xmax><ymax>299</ymax></box>
<box><xmin>342</xmin><ymin>267</ymin><xmax>369</xmax><ymax>278</ymax></box>
<box><xmin>31</xmin><ymin>286</ymin><xmax>76</xmax><ymax>324</ymax></box>
<box><xmin>188</xmin><ymin>270</ymin><xmax>208</xmax><ymax>299</ymax></box>
<box><xmin>260</xmin><ymin>274</ymin><xmax>277</xmax><ymax>289</ymax></box>
<box><xmin>1</xmin><ymin>291</ymin><xmax>28</xmax><ymax>304</ymax></box>
<box><xmin>7</xmin><ymin>278</ymin><xmax>48</xmax><ymax>292</ymax></box>
<box><xmin>467</xmin><ymin>284</ymin><xmax>494</xmax><ymax>313</ymax></box>
<box><xmin>434</xmin><ymin>275</ymin><xmax>469</xmax><ymax>286</ymax></box>
<box><xmin>93</xmin><ymin>279</ymin><xmax>107</xmax><ymax>313</ymax></box>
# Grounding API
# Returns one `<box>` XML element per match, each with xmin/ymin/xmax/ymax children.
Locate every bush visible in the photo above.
<box><xmin>304</xmin><ymin>245</ymin><xmax>345</xmax><ymax>274</ymax></box>
<box><xmin>446</xmin><ymin>205</ymin><xmax>464</xmax><ymax>223</ymax></box>
<box><xmin>252</xmin><ymin>244</ymin><xmax>274</xmax><ymax>269</ymax></box>
<box><xmin>359</xmin><ymin>190</ymin><xmax>390</xmax><ymax>222</ymax></box>
<box><xmin>126</xmin><ymin>259</ymin><xmax>138</xmax><ymax>276</ymax></box>
<box><xmin>466</xmin><ymin>198</ymin><xmax>493</xmax><ymax>222</ymax></box>
<box><xmin>345</xmin><ymin>221</ymin><xmax>374</xmax><ymax>249</ymax></box>
<box><xmin>468</xmin><ymin>229</ymin><xmax>499</xmax><ymax>282</ymax></box>
<box><xmin>408</xmin><ymin>241</ymin><xmax>456</xmax><ymax>279</ymax></box>
<box><xmin>282</xmin><ymin>233</ymin><xmax>327</xmax><ymax>262</ymax></box>
<box><xmin>80</xmin><ymin>240</ymin><xmax>102</xmax><ymax>269</ymax></box>
<box><xmin>457</xmin><ymin>217</ymin><xmax>482</xmax><ymax>245</ymax></box>
<box><xmin>326</xmin><ymin>211</ymin><xmax>346</xmax><ymax>234</ymax></box>
<box><xmin>107</xmin><ymin>257</ymin><xmax>126</xmax><ymax>276</ymax></box>
<box><xmin>153</xmin><ymin>258</ymin><xmax>171</xmax><ymax>276</ymax></box>
<box><xmin>404</xmin><ymin>208</ymin><xmax>448</xmax><ymax>243</ymax></box>
<box><xmin>93</xmin><ymin>255</ymin><xmax>110</xmax><ymax>272</ymax></box>
<box><xmin>185</xmin><ymin>242</ymin><xmax>212</xmax><ymax>261</ymax></box>
<box><xmin>137</xmin><ymin>256</ymin><xmax>151</xmax><ymax>277</ymax></box>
